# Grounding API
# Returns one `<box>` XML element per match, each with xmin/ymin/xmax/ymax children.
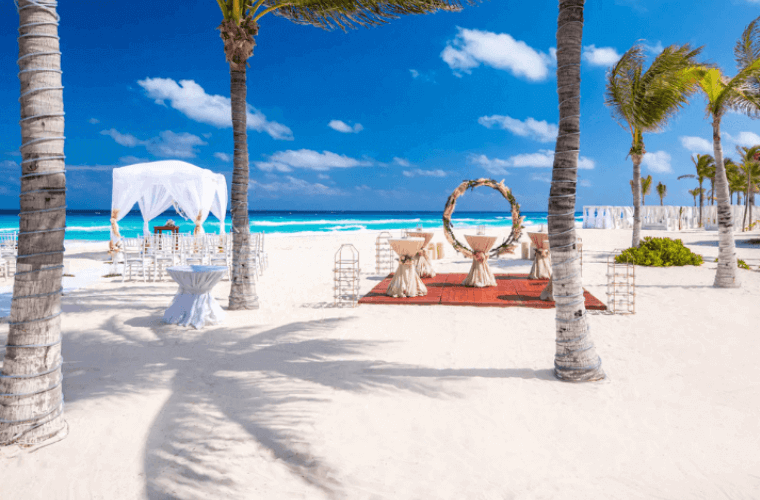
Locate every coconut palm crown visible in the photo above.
<box><xmin>656</xmin><ymin>181</ymin><xmax>667</xmax><ymax>205</ymax></box>
<box><xmin>605</xmin><ymin>43</ymin><xmax>703</xmax><ymax>247</ymax></box>
<box><xmin>678</xmin><ymin>153</ymin><xmax>715</xmax><ymax>226</ymax></box>
<box><xmin>736</xmin><ymin>145</ymin><xmax>760</xmax><ymax>230</ymax></box>
<box><xmin>697</xmin><ymin>16</ymin><xmax>760</xmax><ymax>288</ymax></box>
<box><xmin>213</xmin><ymin>0</ymin><xmax>475</xmax><ymax>310</ymax></box>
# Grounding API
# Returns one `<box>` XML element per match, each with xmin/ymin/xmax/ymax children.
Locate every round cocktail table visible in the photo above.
<box><xmin>462</xmin><ymin>235</ymin><xmax>498</xmax><ymax>287</ymax></box>
<box><xmin>387</xmin><ymin>238</ymin><xmax>427</xmax><ymax>297</ymax></box>
<box><xmin>406</xmin><ymin>231</ymin><xmax>436</xmax><ymax>278</ymax></box>
<box><xmin>163</xmin><ymin>265</ymin><xmax>227</xmax><ymax>329</ymax></box>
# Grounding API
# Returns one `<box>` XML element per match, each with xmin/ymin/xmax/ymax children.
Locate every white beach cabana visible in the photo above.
<box><xmin>109</xmin><ymin>160</ymin><xmax>228</xmax><ymax>245</ymax></box>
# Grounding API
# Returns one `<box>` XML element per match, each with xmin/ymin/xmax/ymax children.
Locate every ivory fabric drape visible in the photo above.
<box><xmin>111</xmin><ymin>161</ymin><xmax>228</xmax><ymax>244</ymax></box>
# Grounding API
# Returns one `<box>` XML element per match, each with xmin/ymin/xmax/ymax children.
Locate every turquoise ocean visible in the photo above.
<box><xmin>0</xmin><ymin>210</ymin><xmax>583</xmax><ymax>241</ymax></box>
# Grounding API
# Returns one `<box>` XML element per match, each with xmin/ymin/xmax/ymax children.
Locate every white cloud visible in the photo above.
<box><xmin>478</xmin><ymin>115</ymin><xmax>557</xmax><ymax>143</ymax></box>
<box><xmin>469</xmin><ymin>150</ymin><xmax>594</xmax><ymax>175</ymax></box>
<box><xmin>644</xmin><ymin>41</ymin><xmax>664</xmax><ymax>54</ymax></box>
<box><xmin>579</xmin><ymin>179</ymin><xmax>592</xmax><ymax>187</ymax></box>
<box><xmin>250</xmin><ymin>176</ymin><xmax>343</xmax><ymax>196</ymax></box>
<box><xmin>137</xmin><ymin>77</ymin><xmax>293</xmax><ymax>141</ymax></box>
<box><xmin>393</xmin><ymin>157</ymin><xmax>411</xmax><ymax>167</ymax></box>
<box><xmin>88</xmin><ymin>118</ymin><xmax>99</xmax><ymax>124</ymax></box>
<box><xmin>642</xmin><ymin>150</ymin><xmax>672</xmax><ymax>173</ymax></box>
<box><xmin>100</xmin><ymin>128</ymin><xmax>206</xmax><ymax>158</ymax></box>
<box><xmin>145</xmin><ymin>131</ymin><xmax>206</xmax><ymax>158</ymax></box>
<box><xmin>214</xmin><ymin>152</ymin><xmax>232</xmax><ymax>162</ymax></box>
<box><xmin>1</xmin><ymin>160</ymin><xmax>18</xmax><ymax>170</ymax></box>
<box><xmin>317</xmin><ymin>173</ymin><xmax>330</xmax><ymax>180</ymax></box>
<box><xmin>441</xmin><ymin>27</ymin><xmax>553</xmax><ymax>81</ymax></box>
<box><xmin>680</xmin><ymin>136</ymin><xmax>713</xmax><ymax>154</ymax></box>
<box><xmin>402</xmin><ymin>169</ymin><xmax>447</xmax><ymax>178</ymax></box>
<box><xmin>531</xmin><ymin>174</ymin><xmax>552</xmax><ymax>183</ymax></box>
<box><xmin>582</xmin><ymin>45</ymin><xmax>622</xmax><ymax>66</ymax></box>
<box><xmin>328</xmin><ymin>120</ymin><xmax>363</xmax><ymax>133</ymax></box>
<box><xmin>724</xmin><ymin>131</ymin><xmax>760</xmax><ymax>148</ymax></box>
<box><xmin>118</xmin><ymin>155</ymin><xmax>148</xmax><ymax>165</ymax></box>
<box><xmin>66</xmin><ymin>164</ymin><xmax>119</xmax><ymax>172</ymax></box>
<box><xmin>255</xmin><ymin>149</ymin><xmax>373</xmax><ymax>172</ymax></box>
<box><xmin>100</xmin><ymin>128</ymin><xmax>142</xmax><ymax>147</ymax></box>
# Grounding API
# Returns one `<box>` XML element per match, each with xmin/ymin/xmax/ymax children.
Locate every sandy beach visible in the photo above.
<box><xmin>1</xmin><ymin>228</ymin><xmax>760</xmax><ymax>499</ymax></box>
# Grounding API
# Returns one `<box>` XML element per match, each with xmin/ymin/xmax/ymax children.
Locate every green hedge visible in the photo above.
<box><xmin>615</xmin><ymin>237</ymin><xmax>703</xmax><ymax>267</ymax></box>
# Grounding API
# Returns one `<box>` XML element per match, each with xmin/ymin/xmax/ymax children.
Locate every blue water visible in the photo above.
<box><xmin>0</xmin><ymin>210</ymin><xmax>583</xmax><ymax>241</ymax></box>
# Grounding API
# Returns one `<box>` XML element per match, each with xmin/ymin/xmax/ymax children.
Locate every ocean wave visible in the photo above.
<box><xmin>248</xmin><ymin>218</ymin><xmax>426</xmax><ymax>226</ymax></box>
<box><xmin>329</xmin><ymin>225</ymin><xmax>367</xmax><ymax>231</ymax></box>
<box><xmin>65</xmin><ymin>225</ymin><xmax>113</xmax><ymax>231</ymax></box>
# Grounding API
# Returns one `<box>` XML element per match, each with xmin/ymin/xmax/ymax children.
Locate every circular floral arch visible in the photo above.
<box><xmin>442</xmin><ymin>178</ymin><xmax>524</xmax><ymax>259</ymax></box>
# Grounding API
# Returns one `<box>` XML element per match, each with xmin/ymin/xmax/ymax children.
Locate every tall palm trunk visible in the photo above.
<box><xmin>631</xmin><ymin>154</ymin><xmax>642</xmax><ymax>247</ymax></box>
<box><xmin>549</xmin><ymin>0</ymin><xmax>604</xmax><ymax>382</ymax></box>
<box><xmin>711</xmin><ymin>117</ymin><xmax>739</xmax><ymax>287</ymax></box>
<box><xmin>1</xmin><ymin>0</ymin><xmax>67</xmax><ymax>446</ymax></box>
<box><xmin>743</xmin><ymin>169</ymin><xmax>751</xmax><ymax>231</ymax></box>
<box><xmin>219</xmin><ymin>17</ymin><xmax>260</xmax><ymax>310</ymax></box>
<box><xmin>698</xmin><ymin>179</ymin><xmax>704</xmax><ymax>226</ymax></box>
<box><xmin>228</xmin><ymin>67</ymin><xmax>259</xmax><ymax>310</ymax></box>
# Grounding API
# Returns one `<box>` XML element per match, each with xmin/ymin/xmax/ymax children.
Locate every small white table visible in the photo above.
<box><xmin>462</xmin><ymin>235</ymin><xmax>497</xmax><ymax>287</ymax></box>
<box><xmin>407</xmin><ymin>231</ymin><xmax>436</xmax><ymax>278</ymax></box>
<box><xmin>387</xmin><ymin>238</ymin><xmax>427</xmax><ymax>297</ymax></box>
<box><xmin>163</xmin><ymin>265</ymin><xmax>227</xmax><ymax>329</ymax></box>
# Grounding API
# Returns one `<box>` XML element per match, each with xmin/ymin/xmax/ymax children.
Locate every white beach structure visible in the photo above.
<box><xmin>583</xmin><ymin>205</ymin><xmax>758</xmax><ymax>231</ymax></box>
<box><xmin>109</xmin><ymin>160</ymin><xmax>228</xmax><ymax>245</ymax></box>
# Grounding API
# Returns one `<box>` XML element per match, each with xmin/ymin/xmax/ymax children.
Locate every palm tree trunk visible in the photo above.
<box><xmin>227</xmin><ymin>67</ymin><xmax>259</xmax><ymax>310</ymax></box>
<box><xmin>698</xmin><ymin>179</ymin><xmax>704</xmax><ymax>226</ymax></box>
<box><xmin>743</xmin><ymin>169</ymin><xmax>750</xmax><ymax>231</ymax></box>
<box><xmin>1</xmin><ymin>0</ymin><xmax>67</xmax><ymax>446</ymax></box>
<box><xmin>711</xmin><ymin>117</ymin><xmax>739</xmax><ymax>288</ymax></box>
<box><xmin>631</xmin><ymin>155</ymin><xmax>643</xmax><ymax>247</ymax></box>
<box><xmin>549</xmin><ymin>0</ymin><xmax>604</xmax><ymax>383</ymax></box>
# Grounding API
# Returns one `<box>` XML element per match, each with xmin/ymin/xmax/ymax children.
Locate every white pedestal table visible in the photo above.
<box><xmin>406</xmin><ymin>231</ymin><xmax>436</xmax><ymax>278</ymax></box>
<box><xmin>462</xmin><ymin>235</ymin><xmax>498</xmax><ymax>287</ymax></box>
<box><xmin>387</xmin><ymin>238</ymin><xmax>427</xmax><ymax>297</ymax></box>
<box><xmin>527</xmin><ymin>232</ymin><xmax>552</xmax><ymax>280</ymax></box>
<box><xmin>163</xmin><ymin>265</ymin><xmax>227</xmax><ymax>329</ymax></box>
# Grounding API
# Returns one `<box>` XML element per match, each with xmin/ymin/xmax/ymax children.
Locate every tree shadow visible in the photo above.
<box><xmin>41</xmin><ymin>287</ymin><xmax>561</xmax><ymax>498</ymax></box>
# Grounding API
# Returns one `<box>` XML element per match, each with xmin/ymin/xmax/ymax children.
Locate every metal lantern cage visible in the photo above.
<box><xmin>606</xmin><ymin>249</ymin><xmax>635</xmax><ymax>314</ymax></box>
<box><xmin>375</xmin><ymin>231</ymin><xmax>395</xmax><ymax>275</ymax></box>
<box><xmin>334</xmin><ymin>244</ymin><xmax>361</xmax><ymax>307</ymax></box>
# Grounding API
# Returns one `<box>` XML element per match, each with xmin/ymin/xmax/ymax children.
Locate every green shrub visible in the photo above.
<box><xmin>713</xmin><ymin>257</ymin><xmax>750</xmax><ymax>269</ymax></box>
<box><xmin>615</xmin><ymin>237</ymin><xmax>703</xmax><ymax>267</ymax></box>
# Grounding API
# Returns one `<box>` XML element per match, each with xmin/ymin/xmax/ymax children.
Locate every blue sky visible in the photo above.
<box><xmin>1</xmin><ymin>0</ymin><xmax>759</xmax><ymax>211</ymax></box>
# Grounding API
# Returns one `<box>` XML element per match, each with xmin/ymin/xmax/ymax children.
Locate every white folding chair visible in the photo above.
<box><xmin>122</xmin><ymin>237</ymin><xmax>150</xmax><ymax>282</ymax></box>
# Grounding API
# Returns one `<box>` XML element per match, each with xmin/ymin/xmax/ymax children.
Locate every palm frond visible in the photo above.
<box><xmin>269</xmin><ymin>0</ymin><xmax>474</xmax><ymax>31</ymax></box>
<box><xmin>735</xmin><ymin>15</ymin><xmax>760</xmax><ymax>71</ymax></box>
<box><xmin>719</xmin><ymin>58</ymin><xmax>760</xmax><ymax>118</ymax></box>
<box><xmin>604</xmin><ymin>44</ymin><xmax>645</xmax><ymax>133</ymax></box>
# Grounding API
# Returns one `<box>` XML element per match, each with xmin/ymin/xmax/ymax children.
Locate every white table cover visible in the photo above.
<box><xmin>407</xmin><ymin>231</ymin><xmax>436</xmax><ymax>278</ymax></box>
<box><xmin>164</xmin><ymin>265</ymin><xmax>227</xmax><ymax>329</ymax></box>
<box><xmin>462</xmin><ymin>235</ymin><xmax>497</xmax><ymax>287</ymax></box>
<box><xmin>528</xmin><ymin>232</ymin><xmax>552</xmax><ymax>280</ymax></box>
<box><xmin>387</xmin><ymin>238</ymin><xmax>427</xmax><ymax>297</ymax></box>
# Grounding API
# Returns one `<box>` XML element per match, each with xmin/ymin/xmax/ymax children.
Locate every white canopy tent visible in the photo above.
<box><xmin>110</xmin><ymin>160</ymin><xmax>228</xmax><ymax>245</ymax></box>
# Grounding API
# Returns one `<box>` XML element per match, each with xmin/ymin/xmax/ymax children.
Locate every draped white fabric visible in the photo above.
<box><xmin>111</xmin><ymin>160</ymin><xmax>228</xmax><ymax>242</ymax></box>
<box><xmin>163</xmin><ymin>265</ymin><xmax>227</xmax><ymax>329</ymax></box>
<box><xmin>386</xmin><ymin>262</ymin><xmax>427</xmax><ymax>297</ymax></box>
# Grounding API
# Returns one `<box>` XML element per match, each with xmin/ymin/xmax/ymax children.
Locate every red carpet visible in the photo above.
<box><xmin>358</xmin><ymin>273</ymin><xmax>607</xmax><ymax>310</ymax></box>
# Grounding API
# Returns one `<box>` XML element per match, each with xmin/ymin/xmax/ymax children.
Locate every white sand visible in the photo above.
<box><xmin>2</xmin><ymin>228</ymin><xmax>760</xmax><ymax>499</ymax></box>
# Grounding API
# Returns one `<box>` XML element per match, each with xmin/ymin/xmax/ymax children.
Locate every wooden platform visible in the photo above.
<box><xmin>358</xmin><ymin>273</ymin><xmax>607</xmax><ymax>310</ymax></box>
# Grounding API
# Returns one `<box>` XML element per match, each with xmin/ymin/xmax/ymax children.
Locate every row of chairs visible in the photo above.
<box><xmin>119</xmin><ymin>232</ymin><xmax>268</xmax><ymax>282</ymax></box>
<box><xmin>0</xmin><ymin>231</ymin><xmax>17</xmax><ymax>279</ymax></box>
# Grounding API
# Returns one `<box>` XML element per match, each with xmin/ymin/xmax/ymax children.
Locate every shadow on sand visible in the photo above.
<box><xmin>46</xmin><ymin>287</ymin><xmax>557</xmax><ymax>498</ymax></box>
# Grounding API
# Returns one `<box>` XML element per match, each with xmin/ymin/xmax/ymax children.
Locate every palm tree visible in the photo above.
<box><xmin>726</xmin><ymin>159</ymin><xmax>746</xmax><ymax>205</ymax></box>
<box><xmin>641</xmin><ymin>174</ymin><xmax>653</xmax><ymax>205</ymax></box>
<box><xmin>606</xmin><ymin>42</ymin><xmax>703</xmax><ymax>247</ymax></box>
<box><xmin>697</xmin><ymin>16</ymin><xmax>760</xmax><ymax>288</ymax></box>
<box><xmin>737</xmin><ymin>145</ymin><xmax>760</xmax><ymax>230</ymax></box>
<box><xmin>547</xmin><ymin>0</ymin><xmax>604</xmax><ymax>382</ymax></box>
<box><xmin>656</xmin><ymin>181</ymin><xmax>667</xmax><ymax>205</ymax></box>
<box><xmin>1</xmin><ymin>1</ymin><xmax>67</xmax><ymax>446</ymax></box>
<box><xmin>688</xmin><ymin>188</ymin><xmax>704</xmax><ymax>206</ymax></box>
<box><xmin>678</xmin><ymin>153</ymin><xmax>715</xmax><ymax>226</ymax></box>
<box><xmin>214</xmin><ymin>0</ymin><xmax>472</xmax><ymax>310</ymax></box>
